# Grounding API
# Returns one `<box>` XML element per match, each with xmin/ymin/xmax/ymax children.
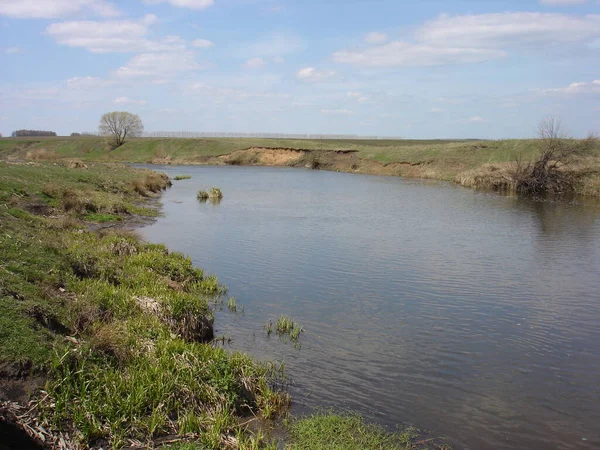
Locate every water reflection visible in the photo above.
<box><xmin>138</xmin><ymin>165</ymin><xmax>600</xmax><ymax>450</ymax></box>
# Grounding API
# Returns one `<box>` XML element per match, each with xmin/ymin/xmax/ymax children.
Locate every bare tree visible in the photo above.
<box><xmin>512</xmin><ymin>117</ymin><xmax>588</xmax><ymax>196</ymax></box>
<box><xmin>99</xmin><ymin>111</ymin><xmax>143</xmax><ymax>148</ymax></box>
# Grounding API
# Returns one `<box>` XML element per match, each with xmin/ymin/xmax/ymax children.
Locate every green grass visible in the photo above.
<box><xmin>0</xmin><ymin>136</ymin><xmax>538</xmax><ymax>168</ymax></box>
<box><xmin>0</xmin><ymin>162</ymin><xmax>287</xmax><ymax>449</ymax></box>
<box><xmin>85</xmin><ymin>212</ymin><xmax>122</xmax><ymax>222</ymax></box>
<box><xmin>2</xmin><ymin>136</ymin><xmax>599</xmax><ymax>194</ymax></box>
<box><xmin>174</xmin><ymin>175</ymin><xmax>192</xmax><ymax>180</ymax></box>
<box><xmin>288</xmin><ymin>413</ymin><xmax>418</xmax><ymax>450</ymax></box>
<box><xmin>197</xmin><ymin>189</ymin><xmax>209</xmax><ymax>200</ymax></box>
<box><xmin>275</xmin><ymin>315</ymin><xmax>304</xmax><ymax>343</ymax></box>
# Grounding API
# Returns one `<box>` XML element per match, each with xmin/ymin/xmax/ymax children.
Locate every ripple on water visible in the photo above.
<box><xmin>138</xmin><ymin>165</ymin><xmax>600</xmax><ymax>450</ymax></box>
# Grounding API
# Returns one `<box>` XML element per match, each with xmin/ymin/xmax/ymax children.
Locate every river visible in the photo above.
<box><xmin>137</xmin><ymin>165</ymin><xmax>600</xmax><ymax>450</ymax></box>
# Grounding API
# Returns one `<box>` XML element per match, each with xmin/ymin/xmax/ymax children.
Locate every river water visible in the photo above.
<box><xmin>138</xmin><ymin>165</ymin><xmax>600</xmax><ymax>450</ymax></box>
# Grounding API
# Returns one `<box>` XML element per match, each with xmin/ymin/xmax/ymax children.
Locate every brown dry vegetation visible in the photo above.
<box><xmin>131</xmin><ymin>172</ymin><xmax>172</xmax><ymax>196</ymax></box>
<box><xmin>25</xmin><ymin>148</ymin><xmax>58</xmax><ymax>160</ymax></box>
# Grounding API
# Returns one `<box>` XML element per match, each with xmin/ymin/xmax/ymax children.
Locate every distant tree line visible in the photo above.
<box><xmin>12</xmin><ymin>129</ymin><xmax>57</xmax><ymax>137</ymax></box>
<box><xmin>70</xmin><ymin>132</ymin><xmax>98</xmax><ymax>137</ymax></box>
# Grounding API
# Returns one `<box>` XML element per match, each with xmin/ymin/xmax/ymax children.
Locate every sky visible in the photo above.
<box><xmin>0</xmin><ymin>0</ymin><xmax>599</xmax><ymax>139</ymax></box>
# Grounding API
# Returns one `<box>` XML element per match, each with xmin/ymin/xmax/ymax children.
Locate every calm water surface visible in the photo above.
<box><xmin>138</xmin><ymin>165</ymin><xmax>600</xmax><ymax>450</ymax></box>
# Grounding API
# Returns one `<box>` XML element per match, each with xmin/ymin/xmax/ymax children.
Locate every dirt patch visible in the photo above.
<box><xmin>23</xmin><ymin>201</ymin><xmax>53</xmax><ymax>217</ymax></box>
<box><xmin>0</xmin><ymin>362</ymin><xmax>45</xmax><ymax>404</ymax></box>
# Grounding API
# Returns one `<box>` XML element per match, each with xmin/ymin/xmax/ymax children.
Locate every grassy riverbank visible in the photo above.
<box><xmin>2</xmin><ymin>136</ymin><xmax>599</xmax><ymax>196</ymax></box>
<box><xmin>0</xmin><ymin>162</ymin><xmax>285</xmax><ymax>448</ymax></box>
<box><xmin>0</xmin><ymin>161</ymin><xmax>441</xmax><ymax>449</ymax></box>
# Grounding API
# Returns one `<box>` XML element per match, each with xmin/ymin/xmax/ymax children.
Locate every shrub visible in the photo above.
<box><xmin>209</xmin><ymin>187</ymin><xmax>223</xmax><ymax>199</ymax></box>
<box><xmin>510</xmin><ymin>118</ymin><xmax>594</xmax><ymax>196</ymax></box>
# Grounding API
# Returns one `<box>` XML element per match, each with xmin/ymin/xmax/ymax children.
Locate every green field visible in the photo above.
<box><xmin>3</xmin><ymin>135</ymin><xmax>599</xmax><ymax>196</ymax></box>
<box><xmin>0</xmin><ymin>135</ymin><xmax>542</xmax><ymax>167</ymax></box>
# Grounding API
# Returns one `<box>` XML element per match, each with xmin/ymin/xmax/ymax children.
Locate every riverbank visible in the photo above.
<box><xmin>2</xmin><ymin>136</ymin><xmax>599</xmax><ymax>196</ymax></box>
<box><xmin>0</xmin><ymin>161</ymin><xmax>448</xmax><ymax>449</ymax></box>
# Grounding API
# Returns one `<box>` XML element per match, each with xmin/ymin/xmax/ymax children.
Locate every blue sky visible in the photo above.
<box><xmin>0</xmin><ymin>0</ymin><xmax>599</xmax><ymax>138</ymax></box>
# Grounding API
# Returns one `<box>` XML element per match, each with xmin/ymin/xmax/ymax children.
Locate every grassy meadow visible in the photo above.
<box><xmin>2</xmin><ymin>135</ymin><xmax>599</xmax><ymax>196</ymax></box>
<box><xmin>0</xmin><ymin>135</ymin><xmax>542</xmax><ymax>168</ymax></box>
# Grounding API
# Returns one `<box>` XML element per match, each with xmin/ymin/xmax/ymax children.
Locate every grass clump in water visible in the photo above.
<box><xmin>209</xmin><ymin>187</ymin><xmax>223</xmax><ymax>199</ymax></box>
<box><xmin>288</xmin><ymin>413</ymin><xmax>418</xmax><ymax>450</ymax></box>
<box><xmin>227</xmin><ymin>296</ymin><xmax>237</xmax><ymax>312</ymax></box>
<box><xmin>174</xmin><ymin>175</ymin><xmax>192</xmax><ymax>180</ymax></box>
<box><xmin>197</xmin><ymin>190</ymin><xmax>209</xmax><ymax>201</ymax></box>
<box><xmin>275</xmin><ymin>315</ymin><xmax>304</xmax><ymax>342</ymax></box>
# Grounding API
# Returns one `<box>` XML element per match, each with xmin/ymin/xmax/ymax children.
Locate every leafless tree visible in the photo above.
<box><xmin>99</xmin><ymin>111</ymin><xmax>143</xmax><ymax>148</ymax></box>
<box><xmin>512</xmin><ymin>117</ymin><xmax>590</xmax><ymax>196</ymax></box>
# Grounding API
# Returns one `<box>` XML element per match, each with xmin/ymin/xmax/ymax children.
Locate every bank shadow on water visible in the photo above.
<box><xmin>137</xmin><ymin>165</ymin><xmax>600</xmax><ymax>450</ymax></box>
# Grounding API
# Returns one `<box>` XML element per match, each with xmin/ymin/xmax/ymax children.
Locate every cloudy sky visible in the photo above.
<box><xmin>0</xmin><ymin>0</ymin><xmax>599</xmax><ymax>138</ymax></box>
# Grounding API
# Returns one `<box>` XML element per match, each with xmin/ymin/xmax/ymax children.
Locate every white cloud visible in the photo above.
<box><xmin>114</xmin><ymin>96</ymin><xmax>147</xmax><ymax>105</ymax></box>
<box><xmin>333</xmin><ymin>42</ymin><xmax>505</xmax><ymax>67</ymax></box>
<box><xmin>144</xmin><ymin>0</ymin><xmax>214</xmax><ymax>9</ymax></box>
<box><xmin>347</xmin><ymin>91</ymin><xmax>368</xmax><ymax>102</ymax></box>
<box><xmin>416</xmin><ymin>12</ymin><xmax>600</xmax><ymax>48</ymax></box>
<box><xmin>244</xmin><ymin>32</ymin><xmax>303</xmax><ymax>57</ymax></box>
<box><xmin>538</xmin><ymin>79</ymin><xmax>600</xmax><ymax>95</ymax></box>
<box><xmin>297</xmin><ymin>67</ymin><xmax>336</xmax><ymax>82</ymax></box>
<box><xmin>470</xmin><ymin>116</ymin><xmax>485</xmax><ymax>122</ymax></box>
<box><xmin>5</xmin><ymin>47</ymin><xmax>21</xmax><ymax>54</ymax></box>
<box><xmin>186</xmin><ymin>83</ymin><xmax>291</xmax><ymax>102</ymax></box>
<box><xmin>243</xmin><ymin>57</ymin><xmax>266</xmax><ymax>69</ymax></box>
<box><xmin>364</xmin><ymin>32</ymin><xmax>388</xmax><ymax>44</ymax></box>
<box><xmin>430</xmin><ymin>107</ymin><xmax>444</xmax><ymax>113</ymax></box>
<box><xmin>0</xmin><ymin>0</ymin><xmax>120</xmax><ymax>19</ymax></box>
<box><xmin>273</xmin><ymin>56</ymin><xmax>285</xmax><ymax>63</ymax></box>
<box><xmin>67</xmin><ymin>76</ymin><xmax>116</xmax><ymax>89</ymax></box>
<box><xmin>11</xmin><ymin>87</ymin><xmax>61</xmax><ymax>100</ymax></box>
<box><xmin>46</xmin><ymin>15</ymin><xmax>187</xmax><ymax>53</ymax></box>
<box><xmin>114</xmin><ymin>51</ymin><xmax>206</xmax><ymax>78</ymax></box>
<box><xmin>191</xmin><ymin>38</ymin><xmax>214</xmax><ymax>48</ymax></box>
<box><xmin>321</xmin><ymin>109</ymin><xmax>353</xmax><ymax>115</ymax></box>
<box><xmin>539</xmin><ymin>0</ymin><xmax>588</xmax><ymax>5</ymax></box>
<box><xmin>333</xmin><ymin>12</ymin><xmax>600</xmax><ymax>68</ymax></box>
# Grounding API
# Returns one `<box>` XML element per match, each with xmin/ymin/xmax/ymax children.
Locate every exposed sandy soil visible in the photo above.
<box><xmin>220</xmin><ymin>147</ymin><xmax>307</xmax><ymax>166</ymax></box>
<box><xmin>211</xmin><ymin>146</ymin><xmax>444</xmax><ymax>180</ymax></box>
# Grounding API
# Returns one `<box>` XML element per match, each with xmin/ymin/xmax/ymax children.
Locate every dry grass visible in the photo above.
<box><xmin>456</xmin><ymin>163</ymin><xmax>516</xmax><ymax>192</ymax></box>
<box><xmin>131</xmin><ymin>173</ymin><xmax>171</xmax><ymax>196</ymax></box>
<box><xmin>66</xmin><ymin>159</ymin><xmax>87</xmax><ymax>169</ymax></box>
<box><xmin>61</xmin><ymin>188</ymin><xmax>84</xmax><ymax>213</ymax></box>
<box><xmin>45</xmin><ymin>216</ymin><xmax>82</xmax><ymax>230</ymax></box>
<box><xmin>25</xmin><ymin>148</ymin><xmax>58</xmax><ymax>160</ymax></box>
<box><xmin>90</xmin><ymin>322</ymin><xmax>135</xmax><ymax>364</ymax></box>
